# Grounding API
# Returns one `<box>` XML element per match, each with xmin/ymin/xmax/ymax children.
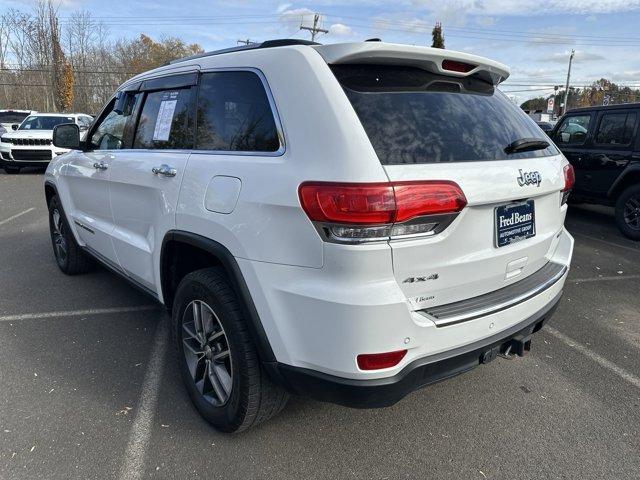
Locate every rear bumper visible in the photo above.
<box><xmin>269</xmin><ymin>290</ymin><xmax>561</xmax><ymax>408</ymax></box>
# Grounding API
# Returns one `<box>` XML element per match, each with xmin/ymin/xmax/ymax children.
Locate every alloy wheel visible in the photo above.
<box><xmin>51</xmin><ymin>209</ymin><xmax>67</xmax><ymax>263</ymax></box>
<box><xmin>623</xmin><ymin>194</ymin><xmax>640</xmax><ymax>231</ymax></box>
<box><xmin>181</xmin><ymin>300</ymin><xmax>233</xmax><ymax>406</ymax></box>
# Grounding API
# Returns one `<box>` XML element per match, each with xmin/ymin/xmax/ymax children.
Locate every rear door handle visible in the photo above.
<box><xmin>152</xmin><ymin>164</ymin><xmax>177</xmax><ymax>177</ymax></box>
<box><xmin>93</xmin><ymin>161</ymin><xmax>108</xmax><ymax>170</ymax></box>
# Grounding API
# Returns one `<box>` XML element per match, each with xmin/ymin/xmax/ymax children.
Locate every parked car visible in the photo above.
<box><xmin>551</xmin><ymin>103</ymin><xmax>640</xmax><ymax>239</ymax></box>
<box><xmin>536</xmin><ymin>121</ymin><xmax>555</xmax><ymax>133</ymax></box>
<box><xmin>0</xmin><ymin>112</ymin><xmax>93</xmax><ymax>173</ymax></box>
<box><xmin>0</xmin><ymin>109</ymin><xmax>36</xmax><ymax>133</ymax></box>
<box><xmin>44</xmin><ymin>39</ymin><xmax>575</xmax><ymax>432</ymax></box>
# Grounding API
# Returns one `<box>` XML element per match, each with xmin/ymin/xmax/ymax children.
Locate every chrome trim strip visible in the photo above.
<box><xmin>314</xmin><ymin>213</ymin><xmax>459</xmax><ymax>245</ymax></box>
<box><xmin>73</xmin><ymin>220</ymin><xmax>95</xmax><ymax>235</ymax></box>
<box><xmin>419</xmin><ymin>261</ymin><xmax>567</xmax><ymax>327</ymax></box>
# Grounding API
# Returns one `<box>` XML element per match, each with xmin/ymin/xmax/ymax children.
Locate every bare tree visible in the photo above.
<box><xmin>0</xmin><ymin>1</ymin><xmax>204</xmax><ymax>113</ymax></box>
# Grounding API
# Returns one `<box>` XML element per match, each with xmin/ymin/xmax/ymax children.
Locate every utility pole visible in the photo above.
<box><xmin>300</xmin><ymin>13</ymin><xmax>328</xmax><ymax>42</ymax></box>
<box><xmin>562</xmin><ymin>49</ymin><xmax>575</xmax><ymax>116</ymax></box>
<box><xmin>237</xmin><ymin>39</ymin><xmax>254</xmax><ymax>46</ymax></box>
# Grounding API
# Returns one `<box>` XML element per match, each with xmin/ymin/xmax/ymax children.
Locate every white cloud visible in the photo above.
<box><xmin>612</xmin><ymin>70</ymin><xmax>640</xmax><ymax>81</ymax></box>
<box><xmin>329</xmin><ymin>23</ymin><xmax>353</xmax><ymax>36</ymax></box>
<box><xmin>276</xmin><ymin>3</ymin><xmax>292</xmax><ymax>14</ymax></box>
<box><xmin>279</xmin><ymin>7</ymin><xmax>316</xmax><ymax>28</ymax></box>
<box><xmin>547</xmin><ymin>50</ymin><xmax>606</xmax><ymax>63</ymax></box>
<box><xmin>372</xmin><ymin>16</ymin><xmax>430</xmax><ymax>33</ymax></box>
<box><xmin>411</xmin><ymin>0</ymin><xmax>640</xmax><ymax>16</ymax></box>
<box><xmin>475</xmin><ymin>16</ymin><xmax>496</xmax><ymax>26</ymax></box>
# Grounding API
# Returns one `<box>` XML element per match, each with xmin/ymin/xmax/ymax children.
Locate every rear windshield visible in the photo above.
<box><xmin>332</xmin><ymin>65</ymin><xmax>558</xmax><ymax>165</ymax></box>
<box><xmin>0</xmin><ymin>111</ymin><xmax>29</xmax><ymax>123</ymax></box>
<box><xmin>19</xmin><ymin>115</ymin><xmax>74</xmax><ymax>130</ymax></box>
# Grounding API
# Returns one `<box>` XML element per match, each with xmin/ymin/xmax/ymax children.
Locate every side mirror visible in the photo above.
<box><xmin>11</xmin><ymin>124</ymin><xmax>18</xmax><ymax>130</ymax></box>
<box><xmin>53</xmin><ymin>123</ymin><xmax>80</xmax><ymax>149</ymax></box>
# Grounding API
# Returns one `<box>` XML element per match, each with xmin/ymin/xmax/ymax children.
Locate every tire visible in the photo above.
<box><xmin>48</xmin><ymin>195</ymin><xmax>94</xmax><ymax>274</ymax></box>
<box><xmin>172</xmin><ymin>268</ymin><xmax>289</xmax><ymax>433</ymax></box>
<box><xmin>615</xmin><ymin>184</ymin><xmax>640</xmax><ymax>241</ymax></box>
<box><xmin>3</xmin><ymin>166</ymin><xmax>20</xmax><ymax>174</ymax></box>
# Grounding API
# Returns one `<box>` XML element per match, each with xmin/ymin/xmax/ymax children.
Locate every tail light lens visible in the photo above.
<box><xmin>357</xmin><ymin>349</ymin><xmax>407</xmax><ymax>370</ymax></box>
<box><xmin>298</xmin><ymin>183</ymin><xmax>395</xmax><ymax>224</ymax></box>
<box><xmin>299</xmin><ymin>181</ymin><xmax>467</xmax><ymax>243</ymax></box>
<box><xmin>563</xmin><ymin>164</ymin><xmax>575</xmax><ymax>191</ymax></box>
<box><xmin>562</xmin><ymin>164</ymin><xmax>575</xmax><ymax>205</ymax></box>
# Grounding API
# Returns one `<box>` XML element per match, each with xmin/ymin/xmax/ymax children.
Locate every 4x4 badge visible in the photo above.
<box><xmin>403</xmin><ymin>273</ymin><xmax>439</xmax><ymax>283</ymax></box>
<box><xmin>517</xmin><ymin>169</ymin><xmax>542</xmax><ymax>187</ymax></box>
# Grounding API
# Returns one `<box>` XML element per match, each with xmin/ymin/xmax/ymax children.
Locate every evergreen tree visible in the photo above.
<box><xmin>432</xmin><ymin>22</ymin><xmax>445</xmax><ymax>49</ymax></box>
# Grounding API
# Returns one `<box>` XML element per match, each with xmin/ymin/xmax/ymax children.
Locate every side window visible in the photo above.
<box><xmin>554</xmin><ymin>114</ymin><xmax>591</xmax><ymax>145</ymax></box>
<box><xmin>595</xmin><ymin>112</ymin><xmax>637</xmax><ymax>146</ymax></box>
<box><xmin>90</xmin><ymin>94</ymin><xmax>140</xmax><ymax>150</ymax></box>
<box><xmin>196</xmin><ymin>71</ymin><xmax>280</xmax><ymax>152</ymax></box>
<box><xmin>133</xmin><ymin>88</ymin><xmax>192</xmax><ymax>149</ymax></box>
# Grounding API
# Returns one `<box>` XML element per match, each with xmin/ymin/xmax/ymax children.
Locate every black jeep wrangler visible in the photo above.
<box><xmin>551</xmin><ymin>103</ymin><xmax>640</xmax><ymax>240</ymax></box>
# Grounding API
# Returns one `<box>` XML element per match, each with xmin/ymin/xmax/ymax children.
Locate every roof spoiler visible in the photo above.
<box><xmin>313</xmin><ymin>42</ymin><xmax>510</xmax><ymax>85</ymax></box>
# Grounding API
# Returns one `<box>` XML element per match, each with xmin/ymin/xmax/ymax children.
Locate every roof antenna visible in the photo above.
<box><xmin>365</xmin><ymin>38</ymin><xmax>381</xmax><ymax>42</ymax></box>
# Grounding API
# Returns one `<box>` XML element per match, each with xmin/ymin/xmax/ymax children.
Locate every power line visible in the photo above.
<box><xmin>0</xmin><ymin>82</ymin><xmax>120</xmax><ymax>88</ymax></box>
<box><xmin>300</xmin><ymin>13</ymin><xmax>328</xmax><ymax>42</ymax></box>
<box><xmin>0</xmin><ymin>67</ymin><xmax>138</xmax><ymax>75</ymax></box>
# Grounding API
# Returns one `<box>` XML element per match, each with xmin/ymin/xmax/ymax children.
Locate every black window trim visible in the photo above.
<box><xmin>140</xmin><ymin>72</ymin><xmax>198</xmax><ymax>92</ymax></box>
<box><xmin>191</xmin><ymin>67</ymin><xmax>286</xmax><ymax>157</ymax></box>
<box><xmin>593</xmin><ymin>110</ymin><xmax>638</xmax><ymax>149</ymax></box>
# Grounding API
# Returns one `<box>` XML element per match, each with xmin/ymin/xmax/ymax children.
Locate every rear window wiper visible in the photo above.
<box><xmin>504</xmin><ymin>138</ymin><xmax>549</xmax><ymax>154</ymax></box>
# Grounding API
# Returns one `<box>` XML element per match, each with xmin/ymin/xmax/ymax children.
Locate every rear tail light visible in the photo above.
<box><xmin>441</xmin><ymin>59</ymin><xmax>476</xmax><ymax>73</ymax></box>
<box><xmin>357</xmin><ymin>349</ymin><xmax>407</xmax><ymax>370</ymax></box>
<box><xmin>562</xmin><ymin>164</ymin><xmax>575</xmax><ymax>205</ymax></box>
<box><xmin>298</xmin><ymin>181</ymin><xmax>466</xmax><ymax>243</ymax></box>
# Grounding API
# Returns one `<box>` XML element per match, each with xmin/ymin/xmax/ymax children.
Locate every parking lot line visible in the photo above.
<box><xmin>545</xmin><ymin>326</ymin><xmax>640</xmax><ymax>389</ymax></box>
<box><xmin>570</xmin><ymin>274</ymin><xmax>640</xmax><ymax>284</ymax></box>
<box><xmin>571</xmin><ymin>231</ymin><xmax>640</xmax><ymax>254</ymax></box>
<box><xmin>118</xmin><ymin>318</ymin><xmax>168</xmax><ymax>480</ymax></box>
<box><xmin>0</xmin><ymin>207</ymin><xmax>35</xmax><ymax>227</ymax></box>
<box><xmin>0</xmin><ymin>305</ymin><xmax>157</xmax><ymax>322</ymax></box>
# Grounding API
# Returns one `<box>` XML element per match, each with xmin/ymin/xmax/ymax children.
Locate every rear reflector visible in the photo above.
<box><xmin>357</xmin><ymin>350</ymin><xmax>407</xmax><ymax>370</ymax></box>
<box><xmin>298</xmin><ymin>181</ymin><xmax>467</xmax><ymax>225</ymax></box>
<box><xmin>442</xmin><ymin>59</ymin><xmax>476</xmax><ymax>73</ymax></box>
<box><xmin>563</xmin><ymin>164</ymin><xmax>575</xmax><ymax>191</ymax></box>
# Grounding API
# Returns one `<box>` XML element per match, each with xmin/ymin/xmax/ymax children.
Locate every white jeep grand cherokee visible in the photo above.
<box><xmin>44</xmin><ymin>39</ymin><xmax>574</xmax><ymax>432</ymax></box>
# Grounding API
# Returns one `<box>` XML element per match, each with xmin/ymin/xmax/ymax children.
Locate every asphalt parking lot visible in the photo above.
<box><xmin>1</xmin><ymin>168</ymin><xmax>639</xmax><ymax>480</ymax></box>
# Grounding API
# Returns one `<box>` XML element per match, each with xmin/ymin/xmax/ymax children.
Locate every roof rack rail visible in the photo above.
<box><xmin>168</xmin><ymin>39</ymin><xmax>321</xmax><ymax>65</ymax></box>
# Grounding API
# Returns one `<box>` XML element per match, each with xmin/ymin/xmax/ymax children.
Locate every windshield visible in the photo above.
<box><xmin>332</xmin><ymin>64</ymin><xmax>558</xmax><ymax>165</ymax></box>
<box><xmin>0</xmin><ymin>111</ymin><xmax>30</xmax><ymax>124</ymax></box>
<box><xmin>19</xmin><ymin>115</ymin><xmax>75</xmax><ymax>131</ymax></box>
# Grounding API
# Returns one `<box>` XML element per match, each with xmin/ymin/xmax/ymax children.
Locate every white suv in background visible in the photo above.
<box><xmin>44</xmin><ymin>39</ymin><xmax>574</xmax><ymax>432</ymax></box>
<box><xmin>0</xmin><ymin>109</ymin><xmax>36</xmax><ymax>134</ymax></box>
<box><xmin>1</xmin><ymin>113</ymin><xmax>93</xmax><ymax>173</ymax></box>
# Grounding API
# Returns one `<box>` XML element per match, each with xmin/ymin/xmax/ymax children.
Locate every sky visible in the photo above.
<box><xmin>2</xmin><ymin>0</ymin><xmax>640</xmax><ymax>103</ymax></box>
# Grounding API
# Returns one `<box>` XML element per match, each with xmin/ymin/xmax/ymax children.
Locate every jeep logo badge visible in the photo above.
<box><xmin>517</xmin><ymin>169</ymin><xmax>542</xmax><ymax>187</ymax></box>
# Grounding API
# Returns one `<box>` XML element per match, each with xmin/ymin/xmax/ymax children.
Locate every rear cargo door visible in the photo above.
<box><xmin>332</xmin><ymin>63</ymin><xmax>568</xmax><ymax>313</ymax></box>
